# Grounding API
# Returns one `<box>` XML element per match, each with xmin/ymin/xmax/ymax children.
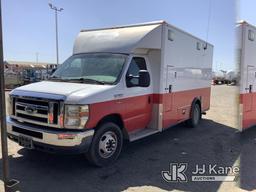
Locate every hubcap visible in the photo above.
<box><xmin>99</xmin><ymin>131</ymin><xmax>118</xmax><ymax>158</ymax></box>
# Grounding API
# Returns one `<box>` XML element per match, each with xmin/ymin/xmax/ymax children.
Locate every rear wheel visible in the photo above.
<box><xmin>187</xmin><ymin>103</ymin><xmax>201</xmax><ymax>128</ymax></box>
<box><xmin>86</xmin><ymin>122</ymin><xmax>123</xmax><ymax>167</ymax></box>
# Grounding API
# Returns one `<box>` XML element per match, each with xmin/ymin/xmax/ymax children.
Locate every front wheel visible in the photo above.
<box><xmin>186</xmin><ymin>103</ymin><xmax>201</xmax><ymax>128</ymax></box>
<box><xmin>86</xmin><ymin>122</ymin><xmax>123</xmax><ymax>167</ymax></box>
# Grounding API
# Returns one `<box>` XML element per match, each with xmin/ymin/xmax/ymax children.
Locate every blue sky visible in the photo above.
<box><xmin>240</xmin><ymin>0</ymin><xmax>256</xmax><ymax>25</ymax></box>
<box><xmin>3</xmin><ymin>0</ymin><xmax>235</xmax><ymax>71</ymax></box>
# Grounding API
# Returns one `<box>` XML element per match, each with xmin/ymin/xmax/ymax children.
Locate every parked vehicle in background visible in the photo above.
<box><xmin>226</xmin><ymin>70</ymin><xmax>238</xmax><ymax>85</ymax></box>
<box><xmin>22</xmin><ymin>69</ymin><xmax>48</xmax><ymax>84</ymax></box>
<box><xmin>212</xmin><ymin>71</ymin><xmax>226</xmax><ymax>85</ymax></box>
<box><xmin>4</xmin><ymin>61</ymin><xmax>58</xmax><ymax>87</ymax></box>
<box><xmin>6</xmin><ymin>21</ymin><xmax>213</xmax><ymax>166</ymax></box>
<box><xmin>212</xmin><ymin>70</ymin><xmax>238</xmax><ymax>85</ymax></box>
<box><xmin>237</xmin><ymin>21</ymin><xmax>256</xmax><ymax>130</ymax></box>
<box><xmin>4</xmin><ymin>70</ymin><xmax>24</xmax><ymax>89</ymax></box>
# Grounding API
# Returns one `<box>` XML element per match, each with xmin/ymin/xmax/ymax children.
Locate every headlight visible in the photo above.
<box><xmin>64</xmin><ymin>105</ymin><xmax>89</xmax><ymax>129</ymax></box>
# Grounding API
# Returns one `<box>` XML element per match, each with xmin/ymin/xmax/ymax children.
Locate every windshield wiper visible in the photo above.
<box><xmin>48</xmin><ymin>76</ymin><xmax>64</xmax><ymax>81</ymax></box>
<box><xmin>69</xmin><ymin>78</ymin><xmax>106</xmax><ymax>85</ymax></box>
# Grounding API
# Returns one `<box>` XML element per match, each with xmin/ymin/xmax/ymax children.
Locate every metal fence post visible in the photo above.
<box><xmin>0</xmin><ymin>1</ymin><xmax>19</xmax><ymax>191</ymax></box>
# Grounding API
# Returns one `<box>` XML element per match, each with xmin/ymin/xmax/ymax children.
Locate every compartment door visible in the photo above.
<box><xmin>165</xmin><ymin>65</ymin><xmax>176</xmax><ymax>111</ymax></box>
<box><xmin>245</xmin><ymin>66</ymin><xmax>256</xmax><ymax>111</ymax></box>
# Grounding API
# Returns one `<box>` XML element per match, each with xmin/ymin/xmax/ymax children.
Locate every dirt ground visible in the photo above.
<box><xmin>0</xmin><ymin>85</ymin><xmax>253</xmax><ymax>192</ymax></box>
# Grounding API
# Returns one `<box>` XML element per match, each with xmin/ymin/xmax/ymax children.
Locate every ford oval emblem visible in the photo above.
<box><xmin>25</xmin><ymin>106</ymin><xmax>36</xmax><ymax>114</ymax></box>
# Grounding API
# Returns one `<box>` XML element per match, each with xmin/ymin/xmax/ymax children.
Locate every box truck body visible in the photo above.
<box><xmin>238</xmin><ymin>21</ymin><xmax>256</xmax><ymax>131</ymax></box>
<box><xmin>7</xmin><ymin>21</ymin><xmax>213</xmax><ymax>166</ymax></box>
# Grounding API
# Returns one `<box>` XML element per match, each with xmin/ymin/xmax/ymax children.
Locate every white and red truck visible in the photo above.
<box><xmin>237</xmin><ymin>21</ymin><xmax>256</xmax><ymax>131</ymax></box>
<box><xmin>7</xmin><ymin>21</ymin><xmax>213</xmax><ymax>166</ymax></box>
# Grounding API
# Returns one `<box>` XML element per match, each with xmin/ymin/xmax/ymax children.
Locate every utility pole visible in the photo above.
<box><xmin>0</xmin><ymin>0</ymin><xmax>19</xmax><ymax>191</ymax></box>
<box><xmin>49</xmin><ymin>3</ymin><xmax>63</xmax><ymax>65</ymax></box>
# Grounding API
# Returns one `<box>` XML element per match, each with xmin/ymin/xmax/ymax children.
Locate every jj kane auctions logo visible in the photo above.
<box><xmin>162</xmin><ymin>163</ymin><xmax>239</xmax><ymax>182</ymax></box>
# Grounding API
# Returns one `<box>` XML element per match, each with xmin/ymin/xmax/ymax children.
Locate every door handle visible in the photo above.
<box><xmin>169</xmin><ymin>85</ymin><xmax>172</xmax><ymax>93</ymax></box>
<box><xmin>246</xmin><ymin>85</ymin><xmax>253</xmax><ymax>93</ymax></box>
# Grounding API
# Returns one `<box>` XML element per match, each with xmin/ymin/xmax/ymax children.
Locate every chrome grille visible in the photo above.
<box><xmin>11</xmin><ymin>96</ymin><xmax>62</xmax><ymax>128</ymax></box>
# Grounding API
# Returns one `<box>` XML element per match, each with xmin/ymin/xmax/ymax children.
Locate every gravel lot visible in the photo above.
<box><xmin>0</xmin><ymin>85</ymin><xmax>251</xmax><ymax>192</ymax></box>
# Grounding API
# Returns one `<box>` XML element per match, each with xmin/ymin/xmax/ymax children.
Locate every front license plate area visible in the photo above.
<box><xmin>18</xmin><ymin>135</ymin><xmax>33</xmax><ymax>149</ymax></box>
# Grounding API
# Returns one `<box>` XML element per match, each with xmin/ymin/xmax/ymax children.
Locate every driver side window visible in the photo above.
<box><xmin>126</xmin><ymin>57</ymin><xmax>147</xmax><ymax>87</ymax></box>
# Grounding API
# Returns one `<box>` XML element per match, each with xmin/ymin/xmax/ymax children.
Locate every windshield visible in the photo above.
<box><xmin>51</xmin><ymin>53</ymin><xmax>127</xmax><ymax>84</ymax></box>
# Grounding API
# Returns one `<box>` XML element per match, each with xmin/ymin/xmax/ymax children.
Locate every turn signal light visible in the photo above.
<box><xmin>57</xmin><ymin>133</ymin><xmax>76</xmax><ymax>140</ymax></box>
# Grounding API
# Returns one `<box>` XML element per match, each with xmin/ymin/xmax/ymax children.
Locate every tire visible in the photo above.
<box><xmin>86</xmin><ymin>122</ymin><xmax>123</xmax><ymax>167</ymax></box>
<box><xmin>186</xmin><ymin>103</ymin><xmax>201</xmax><ymax>128</ymax></box>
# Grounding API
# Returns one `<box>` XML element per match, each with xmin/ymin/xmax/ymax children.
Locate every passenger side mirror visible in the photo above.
<box><xmin>139</xmin><ymin>70</ymin><xmax>150</xmax><ymax>87</ymax></box>
<box><xmin>51</xmin><ymin>68</ymin><xmax>57</xmax><ymax>75</ymax></box>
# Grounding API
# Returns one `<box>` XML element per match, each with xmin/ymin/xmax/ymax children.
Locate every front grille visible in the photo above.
<box><xmin>16</xmin><ymin>113</ymin><xmax>48</xmax><ymax>123</ymax></box>
<box><xmin>11</xmin><ymin>96</ymin><xmax>62</xmax><ymax>128</ymax></box>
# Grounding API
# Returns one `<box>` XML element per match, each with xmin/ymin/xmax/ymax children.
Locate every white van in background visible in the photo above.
<box><xmin>237</xmin><ymin>21</ymin><xmax>256</xmax><ymax>131</ymax></box>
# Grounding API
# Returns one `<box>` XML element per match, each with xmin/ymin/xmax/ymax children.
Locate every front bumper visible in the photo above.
<box><xmin>6</xmin><ymin>116</ymin><xmax>94</xmax><ymax>154</ymax></box>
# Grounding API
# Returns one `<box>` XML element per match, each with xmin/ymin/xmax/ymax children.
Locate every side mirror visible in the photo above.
<box><xmin>139</xmin><ymin>70</ymin><xmax>150</xmax><ymax>87</ymax></box>
<box><xmin>51</xmin><ymin>68</ymin><xmax>57</xmax><ymax>75</ymax></box>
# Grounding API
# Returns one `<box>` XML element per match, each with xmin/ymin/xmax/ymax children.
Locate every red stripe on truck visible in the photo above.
<box><xmin>240</xmin><ymin>93</ymin><xmax>256</xmax><ymax>130</ymax></box>
<box><xmin>85</xmin><ymin>87</ymin><xmax>211</xmax><ymax>132</ymax></box>
<box><xmin>86</xmin><ymin>94</ymin><xmax>153</xmax><ymax>132</ymax></box>
<box><xmin>161</xmin><ymin>87</ymin><xmax>211</xmax><ymax>128</ymax></box>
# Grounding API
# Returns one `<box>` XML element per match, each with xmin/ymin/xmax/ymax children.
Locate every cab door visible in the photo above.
<box><xmin>123</xmin><ymin>56</ymin><xmax>153</xmax><ymax>132</ymax></box>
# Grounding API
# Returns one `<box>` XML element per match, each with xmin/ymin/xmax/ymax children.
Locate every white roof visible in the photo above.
<box><xmin>73</xmin><ymin>21</ymin><xmax>163</xmax><ymax>54</ymax></box>
<box><xmin>236</xmin><ymin>20</ymin><xmax>256</xmax><ymax>29</ymax></box>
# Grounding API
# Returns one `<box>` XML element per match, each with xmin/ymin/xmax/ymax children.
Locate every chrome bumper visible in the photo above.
<box><xmin>6</xmin><ymin>116</ymin><xmax>94</xmax><ymax>152</ymax></box>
